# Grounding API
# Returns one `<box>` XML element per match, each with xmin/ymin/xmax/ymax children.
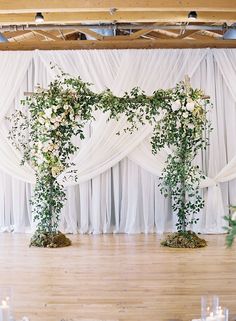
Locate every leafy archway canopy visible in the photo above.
<box><xmin>8</xmin><ymin>69</ymin><xmax>211</xmax><ymax>248</ymax></box>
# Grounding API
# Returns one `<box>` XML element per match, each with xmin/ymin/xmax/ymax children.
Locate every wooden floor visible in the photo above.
<box><xmin>0</xmin><ymin>234</ymin><xmax>235</xmax><ymax>321</ymax></box>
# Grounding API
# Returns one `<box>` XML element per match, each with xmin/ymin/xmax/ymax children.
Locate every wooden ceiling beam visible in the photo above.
<box><xmin>3</xmin><ymin>30</ymin><xmax>33</xmax><ymax>39</ymax></box>
<box><xmin>152</xmin><ymin>29</ymin><xmax>180</xmax><ymax>38</ymax></box>
<box><xmin>0</xmin><ymin>11</ymin><xmax>236</xmax><ymax>25</ymax></box>
<box><xmin>129</xmin><ymin>29</ymin><xmax>154</xmax><ymax>39</ymax></box>
<box><xmin>0</xmin><ymin>39</ymin><xmax>236</xmax><ymax>50</ymax></box>
<box><xmin>190</xmin><ymin>31</ymin><xmax>223</xmax><ymax>40</ymax></box>
<box><xmin>199</xmin><ymin>30</ymin><xmax>222</xmax><ymax>38</ymax></box>
<box><xmin>0</xmin><ymin>1</ymin><xmax>235</xmax><ymax>13</ymax></box>
<box><xmin>33</xmin><ymin>30</ymin><xmax>60</xmax><ymax>41</ymax></box>
<box><xmin>76</xmin><ymin>28</ymin><xmax>103</xmax><ymax>40</ymax></box>
<box><xmin>177</xmin><ymin>30</ymin><xmax>200</xmax><ymax>39</ymax></box>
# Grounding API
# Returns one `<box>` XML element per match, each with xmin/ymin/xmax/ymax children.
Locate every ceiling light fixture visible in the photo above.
<box><xmin>188</xmin><ymin>11</ymin><xmax>198</xmax><ymax>20</ymax></box>
<box><xmin>35</xmin><ymin>12</ymin><xmax>44</xmax><ymax>24</ymax></box>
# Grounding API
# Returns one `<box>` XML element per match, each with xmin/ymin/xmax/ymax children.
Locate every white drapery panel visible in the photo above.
<box><xmin>0</xmin><ymin>49</ymin><xmax>236</xmax><ymax>233</ymax></box>
<box><xmin>0</xmin><ymin>52</ymin><xmax>35</xmax><ymax>182</ymax></box>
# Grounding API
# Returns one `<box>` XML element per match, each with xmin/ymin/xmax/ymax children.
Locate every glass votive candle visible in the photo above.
<box><xmin>201</xmin><ymin>295</ymin><xmax>219</xmax><ymax>320</ymax></box>
<box><xmin>215</xmin><ymin>306</ymin><xmax>229</xmax><ymax>321</ymax></box>
<box><xmin>0</xmin><ymin>287</ymin><xmax>12</xmax><ymax>321</ymax></box>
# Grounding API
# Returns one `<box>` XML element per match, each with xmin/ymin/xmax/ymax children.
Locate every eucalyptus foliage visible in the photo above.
<box><xmin>224</xmin><ymin>206</ymin><xmax>236</xmax><ymax>247</ymax></box>
<box><xmin>8</xmin><ymin>71</ymin><xmax>97</xmax><ymax>234</ymax></box>
<box><xmin>8</xmin><ymin>69</ymin><xmax>211</xmax><ymax>238</ymax></box>
<box><xmin>101</xmin><ymin>82</ymin><xmax>211</xmax><ymax>232</ymax></box>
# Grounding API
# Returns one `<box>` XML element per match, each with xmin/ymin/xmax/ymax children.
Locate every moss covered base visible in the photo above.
<box><xmin>30</xmin><ymin>230</ymin><xmax>72</xmax><ymax>248</ymax></box>
<box><xmin>161</xmin><ymin>231</ymin><xmax>207</xmax><ymax>248</ymax></box>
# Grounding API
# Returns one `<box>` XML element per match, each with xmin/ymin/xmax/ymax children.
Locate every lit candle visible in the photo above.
<box><xmin>0</xmin><ymin>300</ymin><xmax>10</xmax><ymax>321</ymax></box>
<box><xmin>206</xmin><ymin>312</ymin><xmax>217</xmax><ymax>321</ymax></box>
<box><xmin>215</xmin><ymin>307</ymin><xmax>225</xmax><ymax>321</ymax></box>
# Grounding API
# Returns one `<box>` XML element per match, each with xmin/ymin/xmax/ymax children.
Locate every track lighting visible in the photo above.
<box><xmin>188</xmin><ymin>11</ymin><xmax>198</xmax><ymax>20</ymax></box>
<box><xmin>35</xmin><ymin>12</ymin><xmax>44</xmax><ymax>24</ymax></box>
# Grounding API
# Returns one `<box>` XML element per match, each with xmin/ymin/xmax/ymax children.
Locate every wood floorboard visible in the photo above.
<box><xmin>0</xmin><ymin>234</ymin><xmax>235</xmax><ymax>321</ymax></box>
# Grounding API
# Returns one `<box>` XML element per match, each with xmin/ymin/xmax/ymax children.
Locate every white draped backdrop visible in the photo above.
<box><xmin>0</xmin><ymin>48</ymin><xmax>236</xmax><ymax>234</ymax></box>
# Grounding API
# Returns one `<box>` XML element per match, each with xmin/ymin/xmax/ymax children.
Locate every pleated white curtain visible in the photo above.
<box><xmin>0</xmin><ymin>49</ymin><xmax>236</xmax><ymax>234</ymax></box>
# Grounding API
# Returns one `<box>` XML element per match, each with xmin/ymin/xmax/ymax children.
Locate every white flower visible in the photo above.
<box><xmin>186</xmin><ymin>101</ymin><xmax>195</xmax><ymax>112</ymax></box>
<box><xmin>50</xmin><ymin>117</ymin><xmax>57</xmax><ymax>124</ymax></box>
<box><xmin>171</xmin><ymin>100</ymin><xmax>181</xmax><ymax>111</ymax></box>
<box><xmin>64</xmin><ymin>104</ymin><xmax>70</xmax><ymax>110</ymax></box>
<box><xmin>53</xmin><ymin>150</ymin><xmax>59</xmax><ymax>157</ymax></box>
<box><xmin>52</xmin><ymin>105</ymin><xmax>58</xmax><ymax>112</ymax></box>
<box><xmin>44</xmin><ymin>108</ymin><xmax>52</xmax><ymax>118</ymax></box>
<box><xmin>45</xmin><ymin>122</ymin><xmax>51</xmax><ymax>130</ymax></box>
<box><xmin>182</xmin><ymin>112</ymin><xmax>189</xmax><ymax>118</ymax></box>
<box><xmin>51</xmin><ymin>165</ymin><xmax>63</xmax><ymax>177</ymax></box>
<box><xmin>56</xmin><ymin>116</ymin><xmax>62</xmax><ymax>122</ymax></box>
<box><xmin>38</xmin><ymin>117</ymin><xmax>45</xmax><ymax>125</ymax></box>
<box><xmin>188</xmin><ymin>123</ymin><xmax>194</xmax><ymax>130</ymax></box>
<box><xmin>176</xmin><ymin>120</ymin><xmax>181</xmax><ymax>129</ymax></box>
<box><xmin>159</xmin><ymin>109</ymin><xmax>167</xmax><ymax>119</ymax></box>
<box><xmin>37</xmin><ymin>158</ymin><xmax>44</xmax><ymax>165</ymax></box>
<box><xmin>54</xmin><ymin>122</ymin><xmax>60</xmax><ymax>129</ymax></box>
<box><xmin>232</xmin><ymin>212</ymin><xmax>236</xmax><ymax>221</ymax></box>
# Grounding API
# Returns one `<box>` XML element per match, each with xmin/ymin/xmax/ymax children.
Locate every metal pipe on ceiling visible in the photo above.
<box><xmin>0</xmin><ymin>23</ymin><xmax>233</xmax><ymax>33</ymax></box>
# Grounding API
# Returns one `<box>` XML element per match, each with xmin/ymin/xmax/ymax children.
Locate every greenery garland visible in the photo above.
<box><xmin>100</xmin><ymin>81</ymin><xmax>211</xmax><ymax>247</ymax></box>
<box><xmin>8</xmin><ymin>70</ymin><xmax>211</xmax><ymax>248</ymax></box>
<box><xmin>8</xmin><ymin>71</ymin><xmax>97</xmax><ymax>247</ymax></box>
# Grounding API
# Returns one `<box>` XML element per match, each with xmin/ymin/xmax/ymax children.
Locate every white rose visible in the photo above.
<box><xmin>56</xmin><ymin>116</ymin><xmax>62</xmax><ymax>122</ymax></box>
<box><xmin>186</xmin><ymin>101</ymin><xmax>195</xmax><ymax>112</ymax></box>
<box><xmin>158</xmin><ymin>109</ymin><xmax>167</xmax><ymax>119</ymax></box>
<box><xmin>171</xmin><ymin>100</ymin><xmax>181</xmax><ymax>111</ymax></box>
<box><xmin>64</xmin><ymin>104</ymin><xmax>70</xmax><ymax>110</ymax></box>
<box><xmin>188</xmin><ymin>123</ymin><xmax>194</xmax><ymax>130</ymax></box>
<box><xmin>44</xmin><ymin>108</ymin><xmax>52</xmax><ymax>118</ymax></box>
<box><xmin>53</xmin><ymin>150</ymin><xmax>59</xmax><ymax>157</ymax></box>
<box><xmin>51</xmin><ymin>117</ymin><xmax>57</xmax><ymax>124</ymax></box>
<box><xmin>182</xmin><ymin>112</ymin><xmax>189</xmax><ymax>118</ymax></box>
<box><xmin>176</xmin><ymin>121</ymin><xmax>181</xmax><ymax>129</ymax></box>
